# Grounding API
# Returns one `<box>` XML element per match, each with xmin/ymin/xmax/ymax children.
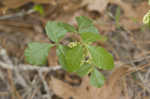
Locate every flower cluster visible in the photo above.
<box><xmin>68</xmin><ymin>42</ymin><xmax>79</xmax><ymax>48</ymax></box>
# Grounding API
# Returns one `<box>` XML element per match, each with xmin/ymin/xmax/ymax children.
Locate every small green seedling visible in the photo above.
<box><xmin>33</xmin><ymin>4</ymin><xmax>45</xmax><ymax>16</ymax></box>
<box><xmin>24</xmin><ymin>16</ymin><xmax>114</xmax><ymax>87</ymax></box>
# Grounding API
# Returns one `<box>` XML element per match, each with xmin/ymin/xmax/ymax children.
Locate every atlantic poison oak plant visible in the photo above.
<box><xmin>24</xmin><ymin>16</ymin><xmax>114</xmax><ymax>87</ymax></box>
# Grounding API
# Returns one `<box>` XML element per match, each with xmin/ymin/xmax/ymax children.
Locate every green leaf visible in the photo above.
<box><xmin>58</xmin><ymin>22</ymin><xmax>77</xmax><ymax>32</ymax></box>
<box><xmin>79</xmin><ymin>25</ymin><xmax>99</xmax><ymax>34</ymax></box>
<box><xmin>76</xmin><ymin>16</ymin><xmax>107</xmax><ymax>43</ymax></box>
<box><xmin>87</xmin><ymin>45</ymin><xmax>114</xmax><ymax>70</ymax></box>
<box><xmin>57</xmin><ymin>45</ymin><xmax>84</xmax><ymax>72</ymax></box>
<box><xmin>76</xmin><ymin>63</ymin><xmax>92</xmax><ymax>77</ymax></box>
<box><xmin>56</xmin><ymin>45</ymin><xmax>67</xmax><ymax>69</ymax></box>
<box><xmin>90</xmin><ymin>68</ymin><xmax>105</xmax><ymax>87</ymax></box>
<box><xmin>80</xmin><ymin>32</ymin><xmax>107</xmax><ymax>43</ymax></box>
<box><xmin>24</xmin><ymin>42</ymin><xmax>53</xmax><ymax>65</ymax></box>
<box><xmin>76</xmin><ymin>16</ymin><xmax>100</xmax><ymax>34</ymax></box>
<box><xmin>33</xmin><ymin>4</ymin><xmax>44</xmax><ymax>15</ymax></box>
<box><xmin>76</xmin><ymin>16</ymin><xmax>93</xmax><ymax>29</ymax></box>
<box><xmin>45</xmin><ymin>21</ymin><xmax>67</xmax><ymax>43</ymax></box>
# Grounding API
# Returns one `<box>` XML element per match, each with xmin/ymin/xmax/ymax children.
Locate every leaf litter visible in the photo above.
<box><xmin>49</xmin><ymin>66</ymin><xmax>130</xmax><ymax>99</ymax></box>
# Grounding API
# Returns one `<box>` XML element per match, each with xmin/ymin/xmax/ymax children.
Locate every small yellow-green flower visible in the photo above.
<box><xmin>143</xmin><ymin>10</ymin><xmax>150</xmax><ymax>24</ymax></box>
<box><xmin>68</xmin><ymin>42</ymin><xmax>78</xmax><ymax>48</ymax></box>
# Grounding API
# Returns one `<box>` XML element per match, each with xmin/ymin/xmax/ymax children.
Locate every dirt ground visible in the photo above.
<box><xmin>0</xmin><ymin>0</ymin><xmax>150</xmax><ymax>99</ymax></box>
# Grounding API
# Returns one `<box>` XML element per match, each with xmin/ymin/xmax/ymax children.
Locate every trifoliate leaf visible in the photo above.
<box><xmin>90</xmin><ymin>68</ymin><xmax>105</xmax><ymax>87</ymax></box>
<box><xmin>58</xmin><ymin>22</ymin><xmax>77</xmax><ymax>32</ymax></box>
<box><xmin>76</xmin><ymin>63</ymin><xmax>92</xmax><ymax>77</ymax></box>
<box><xmin>57</xmin><ymin>45</ymin><xmax>84</xmax><ymax>72</ymax></box>
<box><xmin>24</xmin><ymin>42</ymin><xmax>53</xmax><ymax>65</ymax></box>
<box><xmin>76</xmin><ymin>16</ymin><xmax>99</xmax><ymax>34</ymax></box>
<box><xmin>45</xmin><ymin>21</ymin><xmax>67</xmax><ymax>43</ymax></box>
<box><xmin>76</xmin><ymin>16</ymin><xmax>107</xmax><ymax>43</ymax></box>
<box><xmin>76</xmin><ymin>16</ymin><xmax>93</xmax><ymax>29</ymax></box>
<box><xmin>80</xmin><ymin>32</ymin><xmax>107</xmax><ymax>43</ymax></box>
<box><xmin>87</xmin><ymin>45</ymin><xmax>114</xmax><ymax>70</ymax></box>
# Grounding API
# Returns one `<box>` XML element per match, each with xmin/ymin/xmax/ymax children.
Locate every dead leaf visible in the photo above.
<box><xmin>109</xmin><ymin>0</ymin><xmax>136</xmax><ymax>18</ymax></box>
<box><xmin>2</xmin><ymin>0</ymin><xmax>53</xmax><ymax>9</ymax></box>
<box><xmin>82</xmin><ymin>0</ymin><xmax>109</xmax><ymax>13</ymax></box>
<box><xmin>32</xmin><ymin>0</ymin><xmax>51</xmax><ymax>4</ymax></box>
<box><xmin>2</xmin><ymin>0</ymin><xmax>31</xmax><ymax>9</ymax></box>
<box><xmin>49</xmin><ymin>66</ymin><xmax>130</xmax><ymax>99</ymax></box>
<box><xmin>144</xmin><ymin>96</ymin><xmax>150</xmax><ymax>99</ymax></box>
<box><xmin>109</xmin><ymin>0</ymin><xmax>150</xmax><ymax>30</ymax></box>
<box><xmin>135</xmin><ymin>2</ymin><xmax>150</xmax><ymax>23</ymax></box>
